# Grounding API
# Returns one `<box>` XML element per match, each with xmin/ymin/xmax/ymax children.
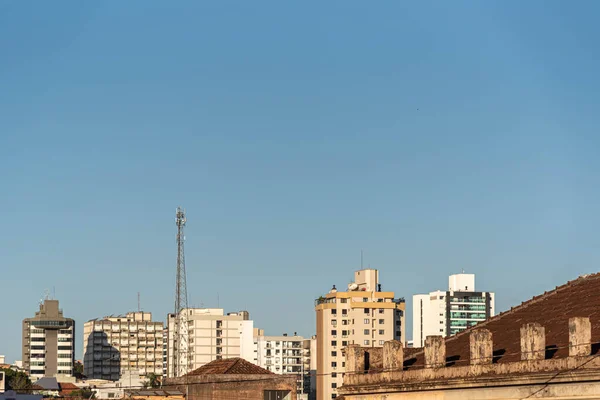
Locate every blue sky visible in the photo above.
<box><xmin>2</xmin><ymin>1</ymin><xmax>600</xmax><ymax>362</ymax></box>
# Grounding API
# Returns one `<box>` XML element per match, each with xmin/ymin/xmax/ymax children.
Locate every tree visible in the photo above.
<box><xmin>1</xmin><ymin>368</ymin><xmax>32</xmax><ymax>393</ymax></box>
<box><xmin>73</xmin><ymin>360</ymin><xmax>84</xmax><ymax>376</ymax></box>
<box><xmin>142</xmin><ymin>373</ymin><xmax>160</xmax><ymax>389</ymax></box>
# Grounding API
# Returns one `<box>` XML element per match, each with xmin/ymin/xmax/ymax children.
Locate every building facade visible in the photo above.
<box><xmin>412</xmin><ymin>273</ymin><xmax>495</xmax><ymax>348</ymax></box>
<box><xmin>82</xmin><ymin>312</ymin><xmax>164</xmax><ymax>380</ymax></box>
<box><xmin>22</xmin><ymin>299</ymin><xmax>75</xmax><ymax>380</ymax></box>
<box><xmin>253</xmin><ymin>332</ymin><xmax>313</xmax><ymax>399</ymax></box>
<box><xmin>166</xmin><ymin>309</ymin><xmax>254</xmax><ymax>377</ymax></box>
<box><xmin>315</xmin><ymin>269</ymin><xmax>405</xmax><ymax>400</ymax></box>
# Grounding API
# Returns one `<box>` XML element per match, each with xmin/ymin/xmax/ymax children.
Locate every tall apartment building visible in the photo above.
<box><xmin>22</xmin><ymin>299</ymin><xmax>75</xmax><ymax>380</ymax></box>
<box><xmin>412</xmin><ymin>273</ymin><xmax>495</xmax><ymax>348</ymax></box>
<box><xmin>166</xmin><ymin>308</ymin><xmax>254</xmax><ymax>377</ymax></box>
<box><xmin>253</xmin><ymin>331</ymin><xmax>314</xmax><ymax>400</ymax></box>
<box><xmin>83</xmin><ymin>312</ymin><xmax>164</xmax><ymax>380</ymax></box>
<box><xmin>315</xmin><ymin>269</ymin><xmax>405</xmax><ymax>400</ymax></box>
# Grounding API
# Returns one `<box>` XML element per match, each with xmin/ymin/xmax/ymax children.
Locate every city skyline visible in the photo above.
<box><xmin>3</xmin><ymin>0</ymin><xmax>600</xmax><ymax>367</ymax></box>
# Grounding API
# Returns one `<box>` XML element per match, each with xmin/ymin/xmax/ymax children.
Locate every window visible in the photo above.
<box><xmin>342</xmin><ymin>341</ymin><xmax>348</xmax><ymax>346</ymax></box>
<box><xmin>331</xmin><ymin>362</ymin><xmax>337</xmax><ymax>367</ymax></box>
<box><xmin>363</xmin><ymin>298</ymin><xmax>368</xmax><ymax>302</ymax></box>
<box><xmin>379</xmin><ymin>309</ymin><xmax>384</xmax><ymax>314</ymax></box>
<box><xmin>332</xmin><ymin>372</ymin><xmax>337</xmax><ymax>378</ymax></box>
<box><xmin>341</xmin><ymin>298</ymin><xmax>348</xmax><ymax>303</ymax></box>
<box><xmin>440</xmin><ymin>321</ymin><xmax>444</xmax><ymax>324</ymax></box>
<box><xmin>395</xmin><ymin>331</ymin><xmax>401</xmax><ymax>337</ymax></box>
<box><xmin>342</xmin><ymin>320</ymin><xmax>348</xmax><ymax>325</ymax></box>
<box><xmin>379</xmin><ymin>319</ymin><xmax>384</xmax><ymax>324</ymax></box>
<box><xmin>342</xmin><ymin>362</ymin><xmax>345</xmax><ymax>367</ymax></box>
<box><xmin>108</xmin><ymin>394</ymin><xmax>115</xmax><ymax>399</ymax></box>
<box><xmin>331</xmin><ymin>330</ymin><xmax>337</xmax><ymax>336</ymax></box>
<box><xmin>332</xmin><ymin>395</ymin><xmax>337</xmax><ymax>399</ymax></box>
<box><xmin>331</xmin><ymin>341</ymin><xmax>337</xmax><ymax>346</ymax></box>
<box><xmin>58</xmin><ymin>346</ymin><xmax>71</xmax><ymax>350</ymax></box>
<box><xmin>379</xmin><ymin>329</ymin><xmax>384</xmax><ymax>335</ymax></box>
<box><xmin>363</xmin><ymin>329</ymin><xmax>369</xmax><ymax>335</ymax></box>
<box><xmin>331</xmin><ymin>309</ymin><xmax>337</xmax><ymax>315</ymax></box>
<box><xmin>440</xmin><ymin>329</ymin><xmax>444</xmax><ymax>332</ymax></box>
<box><xmin>396</xmin><ymin>320</ymin><xmax>401</xmax><ymax>326</ymax></box>
<box><xmin>331</xmin><ymin>351</ymin><xmax>337</xmax><ymax>357</ymax></box>
<box><xmin>364</xmin><ymin>319</ymin><xmax>369</xmax><ymax>324</ymax></box>
<box><xmin>331</xmin><ymin>320</ymin><xmax>337</xmax><ymax>326</ymax></box>
<box><xmin>331</xmin><ymin>383</ymin><xmax>337</xmax><ymax>388</ymax></box>
<box><xmin>31</xmin><ymin>338</ymin><xmax>45</xmax><ymax>342</ymax></box>
<box><xmin>364</xmin><ymin>340</ymin><xmax>369</xmax><ymax>345</ymax></box>
<box><xmin>364</xmin><ymin>308</ymin><xmax>370</xmax><ymax>314</ymax></box>
<box><xmin>379</xmin><ymin>340</ymin><xmax>385</xmax><ymax>345</ymax></box>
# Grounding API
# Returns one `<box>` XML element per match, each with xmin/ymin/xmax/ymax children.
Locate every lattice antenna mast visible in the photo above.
<box><xmin>172</xmin><ymin>207</ymin><xmax>191</xmax><ymax>377</ymax></box>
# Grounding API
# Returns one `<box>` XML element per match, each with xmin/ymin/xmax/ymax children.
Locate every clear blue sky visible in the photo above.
<box><xmin>1</xmin><ymin>1</ymin><xmax>600</xmax><ymax>363</ymax></box>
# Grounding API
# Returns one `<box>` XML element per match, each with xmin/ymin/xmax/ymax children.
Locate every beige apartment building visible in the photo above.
<box><xmin>166</xmin><ymin>308</ymin><xmax>254</xmax><ymax>377</ymax></box>
<box><xmin>315</xmin><ymin>269</ymin><xmax>405</xmax><ymax>400</ymax></box>
<box><xmin>83</xmin><ymin>312</ymin><xmax>164</xmax><ymax>380</ymax></box>
<box><xmin>22</xmin><ymin>299</ymin><xmax>75</xmax><ymax>380</ymax></box>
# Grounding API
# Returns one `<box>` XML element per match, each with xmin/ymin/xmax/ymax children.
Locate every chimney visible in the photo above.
<box><xmin>569</xmin><ymin>317</ymin><xmax>591</xmax><ymax>357</ymax></box>
<box><xmin>383</xmin><ymin>340</ymin><xmax>404</xmax><ymax>371</ymax></box>
<box><xmin>424</xmin><ymin>336</ymin><xmax>445</xmax><ymax>368</ymax></box>
<box><xmin>469</xmin><ymin>329</ymin><xmax>493</xmax><ymax>365</ymax></box>
<box><xmin>520</xmin><ymin>323</ymin><xmax>545</xmax><ymax>361</ymax></box>
<box><xmin>346</xmin><ymin>344</ymin><xmax>365</xmax><ymax>374</ymax></box>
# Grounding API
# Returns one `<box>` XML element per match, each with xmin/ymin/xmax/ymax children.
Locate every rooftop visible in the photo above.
<box><xmin>405</xmin><ymin>272</ymin><xmax>600</xmax><ymax>369</ymax></box>
<box><xmin>184</xmin><ymin>358</ymin><xmax>273</xmax><ymax>376</ymax></box>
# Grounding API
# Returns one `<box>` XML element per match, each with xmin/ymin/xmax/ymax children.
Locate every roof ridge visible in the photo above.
<box><xmin>226</xmin><ymin>358</ymin><xmax>242</xmax><ymax>373</ymax></box>
<box><xmin>405</xmin><ymin>272</ymin><xmax>600</xmax><ymax>360</ymax></box>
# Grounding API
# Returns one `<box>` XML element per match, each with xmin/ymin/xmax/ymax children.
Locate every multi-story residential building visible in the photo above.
<box><xmin>412</xmin><ymin>273</ymin><xmax>495</xmax><ymax>348</ymax></box>
<box><xmin>315</xmin><ymin>268</ymin><xmax>405</xmax><ymax>400</ymax></box>
<box><xmin>82</xmin><ymin>312</ymin><xmax>164</xmax><ymax>380</ymax></box>
<box><xmin>166</xmin><ymin>308</ymin><xmax>254</xmax><ymax>377</ymax></box>
<box><xmin>22</xmin><ymin>299</ymin><xmax>75</xmax><ymax>380</ymax></box>
<box><xmin>162</xmin><ymin>330</ymin><xmax>168</xmax><ymax>377</ymax></box>
<box><xmin>253</xmin><ymin>331</ymin><xmax>314</xmax><ymax>400</ymax></box>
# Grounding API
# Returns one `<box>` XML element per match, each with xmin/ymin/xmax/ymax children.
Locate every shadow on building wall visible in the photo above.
<box><xmin>83</xmin><ymin>331</ymin><xmax>121</xmax><ymax>380</ymax></box>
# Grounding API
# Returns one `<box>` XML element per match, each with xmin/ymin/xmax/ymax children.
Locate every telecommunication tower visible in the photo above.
<box><xmin>172</xmin><ymin>207</ymin><xmax>192</xmax><ymax>377</ymax></box>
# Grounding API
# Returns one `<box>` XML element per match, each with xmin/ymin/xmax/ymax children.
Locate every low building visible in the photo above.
<box><xmin>339</xmin><ymin>272</ymin><xmax>600</xmax><ymax>399</ymax></box>
<box><xmin>253</xmin><ymin>331</ymin><xmax>314</xmax><ymax>400</ymax></box>
<box><xmin>0</xmin><ymin>391</ymin><xmax>42</xmax><ymax>400</ymax></box>
<box><xmin>92</xmin><ymin>371</ymin><xmax>145</xmax><ymax>399</ymax></box>
<box><xmin>166</xmin><ymin>357</ymin><xmax>297</xmax><ymax>400</ymax></box>
<box><xmin>83</xmin><ymin>312</ymin><xmax>164</xmax><ymax>380</ymax></box>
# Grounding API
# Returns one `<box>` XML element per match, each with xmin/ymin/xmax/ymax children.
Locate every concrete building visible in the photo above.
<box><xmin>166</xmin><ymin>357</ymin><xmax>297</xmax><ymax>400</ymax></box>
<box><xmin>22</xmin><ymin>299</ymin><xmax>75</xmax><ymax>380</ymax></box>
<box><xmin>166</xmin><ymin>309</ymin><xmax>254</xmax><ymax>377</ymax></box>
<box><xmin>253</xmin><ymin>332</ymin><xmax>314</xmax><ymax>399</ymax></box>
<box><xmin>315</xmin><ymin>268</ymin><xmax>405</xmax><ymax>400</ymax></box>
<box><xmin>83</xmin><ymin>312</ymin><xmax>164</xmax><ymax>380</ymax></box>
<box><xmin>412</xmin><ymin>273</ymin><xmax>495</xmax><ymax>347</ymax></box>
<box><xmin>339</xmin><ymin>272</ymin><xmax>600</xmax><ymax>400</ymax></box>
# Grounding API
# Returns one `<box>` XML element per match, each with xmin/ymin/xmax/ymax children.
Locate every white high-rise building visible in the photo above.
<box><xmin>412</xmin><ymin>273</ymin><xmax>495</xmax><ymax>348</ymax></box>
<box><xmin>252</xmin><ymin>331</ymin><xmax>314</xmax><ymax>400</ymax></box>
<box><xmin>167</xmin><ymin>308</ymin><xmax>254</xmax><ymax>377</ymax></box>
<box><xmin>82</xmin><ymin>312</ymin><xmax>164</xmax><ymax>380</ymax></box>
<box><xmin>22</xmin><ymin>299</ymin><xmax>75</xmax><ymax>380</ymax></box>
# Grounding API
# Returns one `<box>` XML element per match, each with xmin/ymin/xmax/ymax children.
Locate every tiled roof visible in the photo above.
<box><xmin>59</xmin><ymin>382</ymin><xmax>80</xmax><ymax>395</ymax></box>
<box><xmin>406</xmin><ymin>273</ymin><xmax>600</xmax><ymax>369</ymax></box>
<box><xmin>185</xmin><ymin>358</ymin><xmax>273</xmax><ymax>376</ymax></box>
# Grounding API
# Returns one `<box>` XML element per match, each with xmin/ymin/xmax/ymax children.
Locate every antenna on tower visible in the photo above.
<box><xmin>172</xmin><ymin>207</ymin><xmax>192</xmax><ymax>378</ymax></box>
